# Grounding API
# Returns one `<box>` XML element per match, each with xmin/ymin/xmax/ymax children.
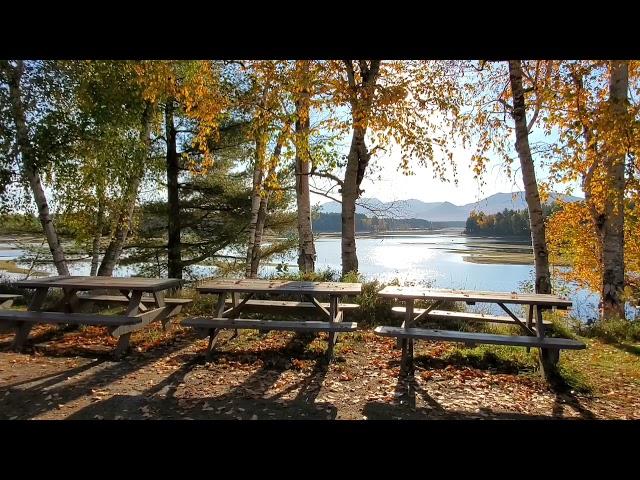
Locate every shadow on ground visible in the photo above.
<box><xmin>65</xmin><ymin>331</ymin><xmax>337</xmax><ymax>420</ymax></box>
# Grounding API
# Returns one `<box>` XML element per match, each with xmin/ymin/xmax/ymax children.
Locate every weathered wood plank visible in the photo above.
<box><xmin>13</xmin><ymin>276</ymin><xmax>182</xmax><ymax>292</ymax></box>
<box><xmin>378</xmin><ymin>286</ymin><xmax>572</xmax><ymax>308</ymax></box>
<box><xmin>109</xmin><ymin>306</ymin><xmax>179</xmax><ymax>337</ymax></box>
<box><xmin>197</xmin><ymin>278</ymin><xmax>361</xmax><ymax>295</ymax></box>
<box><xmin>0</xmin><ymin>310</ymin><xmax>139</xmax><ymax>326</ymax></box>
<box><xmin>305</xmin><ymin>295</ymin><xmax>331</xmax><ymax>319</ymax></box>
<box><xmin>496</xmin><ymin>302</ymin><xmax>536</xmax><ymax>335</ymax></box>
<box><xmin>77</xmin><ymin>294</ymin><xmax>192</xmax><ymax>305</ymax></box>
<box><xmin>221</xmin><ymin>293</ymin><xmax>254</xmax><ymax>318</ymax></box>
<box><xmin>0</xmin><ymin>294</ymin><xmax>21</xmax><ymax>300</ymax></box>
<box><xmin>182</xmin><ymin>317</ymin><xmax>357</xmax><ymax>332</ymax></box>
<box><xmin>223</xmin><ymin>299</ymin><xmax>359</xmax><ymax>311</ymax></box>
<box><xmin>391</xmin><ymin>307</ymin><xmax>552</xmax><ymax>326</ymax></box>
<box><xmin>373</xmin><ymin>326</ymin><xmax>585</xmax><ymax>349</ymax></box>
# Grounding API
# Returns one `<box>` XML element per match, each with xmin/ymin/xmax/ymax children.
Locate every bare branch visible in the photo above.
<box><xmin>499</xmin><ymin>99</ymin><xmax>513</xmax><ymax>111</ymax></box>
<box><xmin>310</xmin><ymin>187</ymin><xmax>342</xmax><ymax>203</ymax></box>
<box><xmin>309</xmin><ymin>169</ymin><xmax>344</xmax><ymax>186</ymax></box>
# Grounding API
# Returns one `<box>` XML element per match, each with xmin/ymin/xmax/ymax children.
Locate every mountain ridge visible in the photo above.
<box><xmin>318</xmin><ymin>191</ymin><xmax>582</xmax><ymax>221</ymax></box>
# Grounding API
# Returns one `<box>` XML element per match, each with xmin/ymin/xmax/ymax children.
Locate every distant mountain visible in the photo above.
<box><xmin>318</xmin><ymin>191</ymin><xmax>582</xmax><ymax>222</ymax></box>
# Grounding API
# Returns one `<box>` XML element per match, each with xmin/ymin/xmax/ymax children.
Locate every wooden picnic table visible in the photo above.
<box><xmin>184</xmin><ymin>278</ymin><xmax>361</xmax><ymax>359</ymax></box>
<box><xmin>4</xmin><ymin>276</ymin><xmax>188</xmax><ymax>356</ymax></box>
<box><xmin>375</xmin><ymin>286</ymin><xmax>584</xmax><ymax>376</ymax></box>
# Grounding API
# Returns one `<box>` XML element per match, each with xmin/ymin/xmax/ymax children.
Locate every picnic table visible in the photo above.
<box><xmin>2</xmin><ymin>276</ymin><xmax>190</xmax><ymax>357</ymax></box>
<box><xmin>183</xmin><ymin>278</ymin><xmax>361</xmax><ymax>359</ymax></box>
<box><xmin>374</xmin><ymin>287</ymin><xmax>586</xmax><ymax>376</ymax></box>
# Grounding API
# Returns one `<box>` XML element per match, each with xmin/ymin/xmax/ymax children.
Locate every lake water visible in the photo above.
<box><xmin>1</xmin><ymin>230</ymin><xmax>632</xmax><ymax>321</ymax></box>
<box><xmin>284</xmin><ymin>231</ymin><xmax>604</xmax><ymax>320</ymax></box>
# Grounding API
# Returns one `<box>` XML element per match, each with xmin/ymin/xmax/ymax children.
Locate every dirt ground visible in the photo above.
<box><xmin>1</xmin><ymin>321</ymin><xmax>639</xmax><ymax>420</ymax></box>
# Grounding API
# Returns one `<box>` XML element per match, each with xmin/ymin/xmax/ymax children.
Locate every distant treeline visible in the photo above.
<box><xmin>464</xmin><ymin>206</ymin><xmax>557</xmax><ymax>236</ymax></box>
<box><xmin>313</xmin><ymin>212</ymin><xmax>463</xmax><ymax>233</ymax></box>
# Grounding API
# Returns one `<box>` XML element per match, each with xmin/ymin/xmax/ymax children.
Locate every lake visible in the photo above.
<box><xmin>0</xmin><ymin>230</ymin><xmax>628</xmax><ymax>321</ymax></box>
<box><xmin>290</xmin><ymin>230</ymin><xmax>604</xmax><ymax>320</ymax></box>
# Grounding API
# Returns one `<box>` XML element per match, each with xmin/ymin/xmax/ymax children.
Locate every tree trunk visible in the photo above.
<box><xmin>249</xmin><ymin>194</ymin><xmax>269</xmax><ymax>277</ymax></box>
<box><xmin>341</xmin><ymin>128</ymin><xmax>364</xmax><ymax>276</ymax></box>
<box><xmin>340</xmin><ymin>60</ymin><xmax>380</xmax><ymax>277</ymax></box>
<box><xmin>294</xmin><ymin>61</ymin><xmax>316</xmax><ymax>274</ymax></box>
<box><xmin>245</xmin><ymin>135</ymin><xmax>266</xmax><ymax>278</ymax></box>
<box><xmin>4</xmin><ymin>60</ymin><xmax>69</xmax><ymax>276</ymax></box>
<box><xmin>98</xmin><ymin>101</ymin><xmax>153</xmax><ymax>277</ymax></box>
<box><xmin>508</xmin><ymin>60</ymin><xmax>551</xmax><ymax>294</ymax></box>
<box><xmin>89</xmin><ymin>197</ymin><xmax>104</xmax><ymax>276</ymax></box>
<box><xmin>600</xmin><ymin>60</ymin><xmax>628</xmax><ymax>319</ymax></box>
<box><xmin>165</xmin><ymin>99</ymin><xmax>182</xmax><ymax>279</ymax></box>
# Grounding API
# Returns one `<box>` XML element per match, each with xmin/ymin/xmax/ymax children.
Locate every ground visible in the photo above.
<box><xmin>1</xmin><ymin>320</ymin><xmax>639</xmax><ymax>420</ymax></box>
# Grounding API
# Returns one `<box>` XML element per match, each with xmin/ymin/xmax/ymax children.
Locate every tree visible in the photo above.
<box><xmin>449</xmin><ymin>60</ymin><xmax>556</xmax><ymax>293</ymax></box>
<box><xmin>321</xmin><ymin>60</ymin><xmax>461</xmax><ymax>275</ymax></box>
<box><xmin>293</xmin><ymin>60</ymin><xmax>316</xmax><ymax>274</ymax></box>
<box><xmin>507</xmin><ymin>60</ymin><xmax>552</xmax><ymax>294</ymax></box>
<box><xmin>0</xmin><ymin>60</ymin><xmax>74</xmax><ymax>275</ymax></box>
<box><xmin>542</xmin><ymin>60</ymin><xmax>639</xmax><ymax>318</ymax></box>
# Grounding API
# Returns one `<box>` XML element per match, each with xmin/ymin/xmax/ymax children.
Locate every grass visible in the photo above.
<box><xmin>579</xmin><ymin>317</ymin><xmax>640</xmax><ymax>343</ymax></box>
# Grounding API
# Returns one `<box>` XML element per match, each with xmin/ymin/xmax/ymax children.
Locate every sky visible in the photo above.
<box><xmin>309</xmin><ymin>130</ymin><xmax>585</xmax><ymax>207</ymax></box>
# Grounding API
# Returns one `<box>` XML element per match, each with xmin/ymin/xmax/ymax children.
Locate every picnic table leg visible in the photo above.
<box><xmin>62</xmin><ymin>288</ymin><xmax>82</xmax><ymax>313</ymax></box>
<box><xmin>112</xmin><ymin>290</ymin><xmax>143</xmax><ymax>359</ymax></box>
<box><xmin>526</xmin><ymin>304</ymin><xmax>534</xmax><ymax>353</ymax></box>
<box><xmin>401</xmin><ymin>299</ymin><xmax>415</xmax><ymax>375</ymax></box>
<box><xmin>120</xmin><ymin>289</ymin><xmax>148</xmax><ymax>312</ymax></box>
<box><xmin>205</xmin><ymin>293</ymin><xmax>227</xmax><ymax>357</ymax></box>
<box><xmin>536</xmin><ymin>306</ymin><xmax>559</xmax><ymax>378</ymax></box>
<box><xmin>326</xmin><ymin>295</ymin><xmax>339</xmax><ymax>361</ymax></box>
<box><xmin>12</xmin><ymin>287</ymin><xmax>49</xmax><ymax>351</ymax></box>
<box><xmin>230</xmin><ymin>292</ymin><xmax>240</xmax><ymax>339</ymax></box>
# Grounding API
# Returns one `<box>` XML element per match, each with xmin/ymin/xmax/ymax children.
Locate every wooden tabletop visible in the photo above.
<box><xmin>13</xmin><ymin>276</ymin><xmax>183</xmax><ymax>292</ymax></box>
<box><xmin>197</xmin><ymin>278</ymin><xmax>362</xmax><ymax>296</ymax></box>
<box><xmin>377</xmin><ymin>286</ymin><xmax>572</xmax><ymax>308</ymax></box>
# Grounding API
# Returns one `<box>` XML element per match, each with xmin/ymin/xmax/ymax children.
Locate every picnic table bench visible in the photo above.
<box><xmin>2</xmin><ymin>276</ymin><xmax>191</xmax><ymax>357</ymax></box>
<box><xmin>183</xmin><ymin>278</ymin><xmax>361</xmax><ymax>360</ymax></box>
<box><xmin>375</xmin><ymin>287</ymin><xmax>585</xmax><ymax>376</ymax></box>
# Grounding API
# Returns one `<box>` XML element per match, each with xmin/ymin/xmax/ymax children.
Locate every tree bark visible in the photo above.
<box><xmin>97</xmin><ymin>101</ymin><xmax>153</xmax><ymax>277</ymax></box>
<box><xmin>4</xmin><ymin>60</ymin><xmax>69</xmax><ymax>276</ymax></box>
<box><xmin>294</xmin><ymin>61</ymin><xmax>316</xmax><ymax>274</ymax></box>
<box><xmin>340</xmin><ymin>60</ymin><xmax>380</xmax><ymax>276</ymax></box>
<box><xmin>245</xmin><ymin>134</ymin><xmax>266</xmax><ymax>278</ymax></box>
<box><xmin>89</xmin><ymin>197</ymin><xmax>104</xmax><ymax>276</ymax></box>
<box><xmin>165</xmin><ymin>99</ymin><xmax>182</xmax><ymax>279</ymax></box>
<box><xmin>508</xmin><ymin>60</ymin><xmax>551</xmax><ymax>294</ymax></box>
<box><xmin>341</xmin><ymin>128</ymin><xmax>364</xmax><ymax>275</ymax></box>
<box><xmin>600</xmin><ymin>60</ymin><xmax>628</xmax><ymax>319</ymax></box>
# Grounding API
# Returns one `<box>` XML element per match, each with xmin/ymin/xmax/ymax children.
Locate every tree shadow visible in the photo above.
<box><xmin>0</xmin><ymin>324</ymin><xmax>80</xmax><ymax>350</ymax></box>
<box><xmin>413</xmin><ymin>350</ymin><xmax>533</xmax><ymax>375</ymax></box>
<box><xmin>545</xmin><ymin>370</ymin><xmax>596</xmax><ymax>420</ymax></box>
<box><xmin>63</xmin><ymin>330</ymin><xmax>337</xmax><ymax>420</ymax></box>
<box><xmin>611</xmin><ymin>342</ymin><xmax>640</xmax><ymax>357</ymax></box>
<box><xmin>0</xmin><ymin>333</ymin><xmax>198</xmax><ymax>420</ymax></box>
